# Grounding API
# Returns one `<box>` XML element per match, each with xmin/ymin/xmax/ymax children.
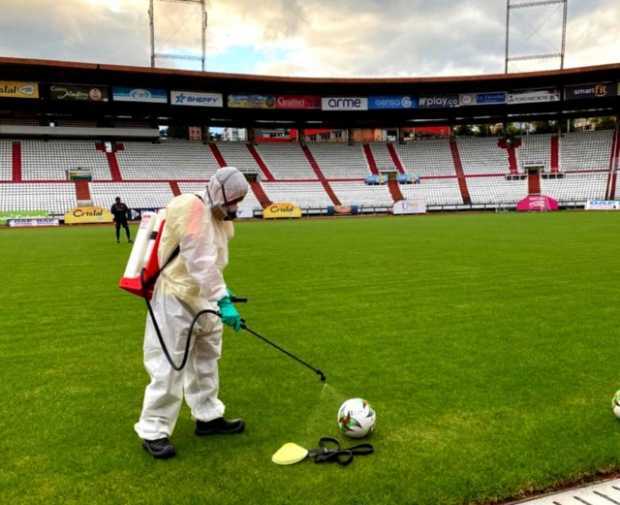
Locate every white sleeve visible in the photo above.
<box><xmin>178</xmin><ymin>204</ymin><xmax>228</xmax><ymax>302</ymax></box>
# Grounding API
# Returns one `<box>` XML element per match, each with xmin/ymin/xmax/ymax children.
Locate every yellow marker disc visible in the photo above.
<box><xmin>271</xmin><ymin>443</ymin><xmax>308</xmax><ymax>465</ymax></box>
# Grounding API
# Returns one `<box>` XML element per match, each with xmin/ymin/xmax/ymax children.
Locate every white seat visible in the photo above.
<box><xmin>400</xmin><ymin>179</ymin><xmax>463</xmax><ymax>206</ymax></box>
<box><xmin>560</xmin><ymin>131</ymin><xmax>614</xmax><ymax>171</ymax></box>
<box><xmin>457</xmin><ymin>137</ymin><xmax>509</xmax><ymax>175</ymax></box>
<box><xmin>395</xmin><ymin>139</ymin><xmax>455</xmax><ymax>177</ymax></box>
<box><xmin>0</xmin><ymin>182</ymin><xmax>76</xmax><ymax>214</ymax></box>
<box><xmin>329</xmin><ymin>181</ymin><xmax>393</xmax><ymax>207</ymax></box>
<box><xmin>466</xmin><ymin>176</ymin><xmax>527</xmax><ymax>204</ymax></box>
<box><xmin>117</xmin><ymin>140</ymin><xmax>220</xmax><ymax>180</ymax></box>
<box><xmin>257</xmin><ymin>144</ymin><xmax>316</xmax><ymax>179</ymax></box>
<box><xmin>21</xmin><ymin>140</ymin><xmax>111</xmax><ymax>180</ymax></box>
<box><xmin>307</xmin><ymin>144</ymin><xmax>371</xmax><ymax>178</ymax></box>
<box><xmin>262</xmin><ymin>181</ymin><xmax>332</xmax><ymax>208</ymax></box>
<box><xmin>89</xmin><ymin>182</ymin><xmax>175</xmax><ymax>209</ymax></box>
<box><xmin>541</xmin><ymin>173</ymin><xmax>607</xmax><ymax>202</ymax></box>
<box><xmin>176</xmin><ymin>181</ymin><xmax>261</xmax><ymax>212</ymax></box>
<box><xmin>517</xmin><ymin>134</ymin><xmax>552</xmax><ymax>172</ymax></box>
<box><xmin>0</xmin><ymin>140</ymin><xmax>11</xmax><ymax>180</ymax></box>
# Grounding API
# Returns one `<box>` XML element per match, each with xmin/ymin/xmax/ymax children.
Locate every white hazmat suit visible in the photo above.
<box><xmin>135</xmin><ymin>167</ymin><xmax>249</xmax><ymax>441</ymax></box>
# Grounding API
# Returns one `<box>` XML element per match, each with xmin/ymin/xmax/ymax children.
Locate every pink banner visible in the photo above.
<box><xmin>516</xmin><ymin>195</ymin><xmax>559</xmax><ymax>212</ymax></box>
<box><xmin>276</xmin><ymin>95</ymin><xmax>321</xmax><ymax>110</ymax></box>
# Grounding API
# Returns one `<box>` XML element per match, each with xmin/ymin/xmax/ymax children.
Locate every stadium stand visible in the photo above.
<box><xmin>329</xmin><ymin>181</ymin><xmax>393</xmax><ymax>207</ymax></box>
<box><xmin>517</xmin><ymin>134</ymin><xmax>552</xmax><ymax>172</ymax></box>
<box><xmin>396</xmin><ymin>139</ymin><xmax>455</xmax><ymax>177</ymax></box>
<box><xmin>21</xmin><ymin>140</ymin><xmax>111</xmax><ymax>180</ymax></box>
<box><xmin>368</xmin><ymin>143</ymin><xmax>398</xmax><ymax>173</ymax></box>
<box><xmin>116</xmin><ymin>141</ymin><xmax>220</xmax><ymax>180</ymax></box>
<box><xmin>262</xmin><ymin>181</ymin><xmax>333</xmax><ymax>208</ymax></box>
<box><xmin>90</xmin><ymin>182</ymin><xmax>174</xmax><ymax>209</ymax></box>
<box><xmin>216</xmin><ymin>143</ymin><xmax>263</xmax><ymax>175</ymax></box>
<box><xmin>256</xmin><ymin>144</ymin><xmax>316</xmax><ymax>179</ymax></box>
<box><xmin>400</xmin><ymin>179</ymin><xmax>463</xmax><ymax>207</ymax></box>
<box><xmin>457</xmin><ymin>137</ymin><xmax>510</xmax><ymax>175</ymax></box>
<box><xmin>560</xmin><ymin>130</ymin><xmax>614</xmax><ymax>171</ymax></box>
<box><xmin>466</xmin><ymin>176</ymin><xmax>528</xmax><ymax>205</ymax></box>
<box><xmin>0</xmin><ymin>132</ymin><xmax>616</xmax><ymax>215</ymax></box>
<box><xmin>307</xmin><ymin>143</ymin><xmax>371</xmax><ymax>178</ymax></box>
<box><xmin>0</xmin><ymin>140</ymin><xmax>11</xmax><ymax>180</ymax></box>
<box><xmin>540</xmin><ymin>172</ymin><xmax>607</xmax><ymax>203</ymax></box>
<box><xmin>0</xmin><ymin>182</ymin><xmax>76</xmax><ymax>213</ymax></box>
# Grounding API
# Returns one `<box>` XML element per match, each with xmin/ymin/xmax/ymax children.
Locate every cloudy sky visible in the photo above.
<box><xmin>1</xmin><ymin>0</ymin><xmax>618</xmax><ymax>77</ymax></box>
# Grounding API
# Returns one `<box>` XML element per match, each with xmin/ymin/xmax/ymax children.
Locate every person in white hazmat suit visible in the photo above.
<box><xmin>135</xmin><ymin>167</ymin><xmax>249</xmax><ymax>459</ymax></box>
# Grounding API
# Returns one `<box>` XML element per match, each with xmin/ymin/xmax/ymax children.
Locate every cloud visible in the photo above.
<box><xmin>0</xmin><ymin>0</ymin><xmax>617</xmax><ymax>77</ymax></box>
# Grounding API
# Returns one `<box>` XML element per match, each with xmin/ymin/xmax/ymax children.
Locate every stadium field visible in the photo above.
<box><xmin>2</xmin><ymin>212</ymin><xmax>620</xmax><ymax>505</ymax></box>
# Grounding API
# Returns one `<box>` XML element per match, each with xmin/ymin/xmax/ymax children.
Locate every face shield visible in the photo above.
<box><xmin>205</xmin><ymin>167</ymin><xmax>249</xmax><ymax>221</ymax></box>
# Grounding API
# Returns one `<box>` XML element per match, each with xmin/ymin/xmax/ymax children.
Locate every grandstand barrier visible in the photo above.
<box><xmin>12</xmin><ymin>141</ymin><xmax>21</xmax><ymax>182</ymax></box>
<box><xmin>550</xmin><ymin>136</ymin><xmax>559</xmax><ymax>173</ymax></box>
<box><xmin>247</xmin><ymin>144</ymin><xmax>275</xmax><ymax>181</ymax></box>
<box><xmin>169</xmin><ymin>181</ymin><xmax>181</xmax><ymax>196</ymax></box>
<box><xmin>209</xmin><ymin>143</ymin><xmax>227</xmax><ymax>168</ymax></box>
<box><xmin>386</xmin><ymin>143</ymin><xmax>406</xmax><ymax>174</ymax></box>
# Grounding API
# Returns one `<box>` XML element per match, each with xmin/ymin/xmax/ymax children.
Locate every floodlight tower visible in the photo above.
<box><xmin>149</xmin><ymin>0</ymin><xmax>208</xmax><ymax>70</ymax></box>
<box><xmin>504</xmin><ymin>0</ymin><xmax>568</xmax><ymax>73</ymax></box>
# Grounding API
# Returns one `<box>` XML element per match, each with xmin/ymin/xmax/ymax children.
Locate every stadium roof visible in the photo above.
<box><xmin>0</xmin><ymin>56</ymin><xmax>618</xmax><ymax>128</ymax></box>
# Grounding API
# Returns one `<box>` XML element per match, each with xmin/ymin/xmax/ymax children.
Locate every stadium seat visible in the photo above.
<box><xmin>540</xmin><ymin>173</ymin><xmax>607</xmax><ymax>202</ymax></box>
<box><xmin>0</xmin><ymin>140</ymin><xmax>11</xmax><ymax>180</ymax></box>
<box><xmin>368</xmin><ymin>143</ymin><xmax>397</xmax><ymax>172</ymax></box>
<box><xmin>90</xmin><ymin>182</ymin><xmax>175</xmax><ymax>209</ymax></box>
<box><xmin>396</xmin><ymin>139</ymin><xmax>455</xmax><ymax>177</ymax></box>
<box><xmin>559</xmin><ymin>131</ymin><xmax>614</xmax><ymax>171</ymax></box>
<box><xmin>399</xmin><ymin>178</ymin><xmax>463</xmax><ymax>206</ymax></box>
<box><xmin>457</xmin><ymin>137</ymin><xmax>510</xmax><ymax>175</ymax></box>
<box><xmin>466</xmin><ymin>176</ymin><xmax>528</xmax><ymax>204</ymax></box>
<box><xmin>116</xmin><ymin>140</ymin><xmax>220</xmax><ymax>180</ymax></box>
<box><xmin>262</xmin><ymin>181</ymin><xmax>332</xmax><ymax>208</ymax></box>
<box><xmin>329</xmin><ymin>181</ymin><xmax>393</xmax><ymax>207</ymax></box>
<box><xmin>21</xmin><ymin>140</ymin><xmax>111</xmax><ymax>180</ymax></box>
<box><xmin>216</xmin><ymin>143</ymin><xmax>263</xmax><ymax>174</ymax></box>
<box><xmin>256</xmin><ymin>144</ymin><xmax>316</xmax><ymax>179</ymax></box>
<box><xmin>0</xmin><ymin>182</ymin><xmax>76</xmax><ymax>214</ymax></box>
<box><xmin>517</xmin><ymin>134</ymin><xmax>552</xmax><ymax>172</ymax></box>
<box><xmin>307</xmin><ymin>144</ymin><xmax>371</xmax><ymax>178</ymax></box>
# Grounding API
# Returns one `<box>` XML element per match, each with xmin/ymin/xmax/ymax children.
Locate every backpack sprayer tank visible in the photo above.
<box><xmin>119</xmin><ymin>210</ymin><xmax>168</xmax><ymax>299</ymax></box>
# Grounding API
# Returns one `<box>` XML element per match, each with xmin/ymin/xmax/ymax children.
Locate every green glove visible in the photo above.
<box><xmin>218</xmin><ymin>296</ymin><xmax>241</xmax><ymax>332</ymax></box>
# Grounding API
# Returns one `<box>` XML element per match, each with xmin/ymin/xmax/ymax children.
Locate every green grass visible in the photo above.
<box><xmin>2</xmin><ymin>212</ymin><xmax>620</xmax><ymax>505</ymax></box>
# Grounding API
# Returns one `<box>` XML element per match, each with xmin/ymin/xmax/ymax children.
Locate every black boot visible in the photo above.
<box><xmin>142</xmin><ymin>437</ymin><xmax>176</xmax><ymax>459</ymax></box>
<box><xmin>195</xmin><ymin>417</ymin><xmax>245</xmax><ymax>436</ymax></box>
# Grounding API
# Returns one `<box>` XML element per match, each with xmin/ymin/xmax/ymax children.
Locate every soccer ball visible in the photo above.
<box><xmin>612</xmin><ymin>391</ymin><xmax>620</xmax><ymax>418</ymax></box>
<box><xmin>337</xmin><ymin>398</ymin><xmax>376</xmax><ymax>438</ymax></box>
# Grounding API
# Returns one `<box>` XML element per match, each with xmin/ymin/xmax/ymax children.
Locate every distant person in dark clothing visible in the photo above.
<box><xmin>111</xmin><ymin>197</ymin><xmax>132</xmax><ymax>243</ymax></box>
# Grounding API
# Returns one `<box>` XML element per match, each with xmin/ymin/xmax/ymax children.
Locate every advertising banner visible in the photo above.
<box><xmin>64</xmin><ymin>206</ymin><xmax>114</xmax><ymax>224</ymax></box>
<box><xmin>368</xmin><ymin>96</ymin><xmax>417</xmax><ymax>110</ymax></box>
<box><xmin>171</xmin><ymin>90</ymin><xmax>223</xmax><ymax>107</ymax></box>
<box><xmin>112</xmin><ymin>87</ymin><xmax>167</xmax><ymax>103</ymax></box>
<box><xmin>321</xmin><ymin>97</ymin><xmax>368</xmax><ymax>111</ymax></box>
<box><xmin>459</xmin><ymin>92</ymin><xmax>506</xmax><ymax>106</ymax></box>
<box><xmin>50</xmin><ymin>84</ymin><xmax>109</xmax><ymax>102</ymax></box>
<box><xmin>0</xmin><ymin>210</ymin><xmax>48</xmax><ymax>225</ymax></box>
<box><xmin>392</xmin><ymin>199</ymin><xmax>427</xmax><ymax>215</ymax></box>
<box><xmin>565</xmin><ymin>83</ymin><xmax>616</xmax><ymax>100</ymax></box>
<box><xmin>262</xmin><ymin>202</ymin><xmax>302</xmax><ymax>219</ymax></box>
<box><xmin>418</xmin><ymin>95</ymin><xmax>458</xmax><ymax>108</ymax></box>
<box><xmin>507</xmin><ymin>88</ymin><xmax>560</xmax><ymax>104</ymax></box>
<box><xmin>0</xmin><ymin>81</ymin><xmax>39</xmax><ymax>99</ymax></box>
<box><xmin>227</xmin><ymin>95</ymin><xmax>276</xmax><ymax>109</ymax></box>
<box><xmin>7</xmin><ymin>218</ymin><xmax>60</xmax><ymax>228</ymax></box>
<box><xmin>275</xmin><ymin>95</ymin><xmax>321</xmax><ymax>110</ymax></box>
<box><xmin>585</xmin><ymin>200</ymin><xmax>620</xmax><ymax>210</ymax></box>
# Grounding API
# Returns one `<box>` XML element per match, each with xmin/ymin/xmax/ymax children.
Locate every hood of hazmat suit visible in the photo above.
<box><xmin>205</xmin><ymin>167</ymin><xmax>249</xmax><ymax>221</ymax></box>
